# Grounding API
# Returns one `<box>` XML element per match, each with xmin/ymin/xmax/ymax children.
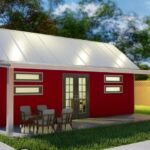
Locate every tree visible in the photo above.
<box><xmin>116</xmin><ymin>17</ymin><xmax>150</xmax><ymax>63</ymax></box>
<box><xmin>135</xmin><ymin>64</ymin><xmax>150</xmax><ymax>80</ymax></box>
<box><xmin>56</xmin><ymin>11</ymin><xmax>92</xmax><ymax>39</ymax></box>
<box><xmin>0</xmin><ymin>0</ymin><xmax>57</xmax><ymax>35</ymax></box>
<box><xmin>55</xmin><ymin>0</ymin><xmax>122</xmax><ymax>41</ymax></box>
<box><xmin>42</xmin><ymin>0</ymin><xmax>64</xmax><ymax>16</ymax></box>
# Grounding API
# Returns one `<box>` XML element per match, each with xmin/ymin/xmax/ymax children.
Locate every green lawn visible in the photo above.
<box><xmin>1</xmin><ymin>121</ymin><xmax>150</xmax><ymax>150</ymax></box>
<box><xmin>135</xmin><ymin>105</ymin><xmax>150</xmax><ymax>115</ymax></box>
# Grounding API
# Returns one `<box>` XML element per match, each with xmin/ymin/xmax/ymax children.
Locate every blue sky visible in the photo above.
<box><xmin>66</xmin><ymin>0</ymin><xmax>150</xmax><ymax>16</ymax></box>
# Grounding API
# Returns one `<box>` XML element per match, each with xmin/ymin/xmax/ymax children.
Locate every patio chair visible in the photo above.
<box><xmin>20</xmin><ymin>106</ymin><xmax>33</xmax><ymax>133</ymax></box>
<box><xmin>57</xmin><ymin>108</ymin><xmax>73</xmax><ymax>131</ymax></box>
<box><xmin>35</xmin><ymin>109</ymin><xmax>55</xmax><ymax>134</ymax></box>
<box><xmin>37</xmin><ymin>105</ymin><xmax>48</xmax><ymax>116</ymax></box>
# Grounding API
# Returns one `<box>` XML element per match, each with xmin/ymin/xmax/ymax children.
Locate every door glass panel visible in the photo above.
<box><xmin>70</xmin><ymin>85</ymin><xmax>73</xmax><ymax>92</ymax></box>
<box><xmin>78</xmin><ymin>77</ymin><xmax>87</xmax><ymax>113</ymax></box>
<box><xmin>66</xmin><ymin>85</ymin><xmax>69</xmax><ymax>92</ymax></box>
<box><xmin>82</xmin><ymin>78</ymin><xmax>86</xmax><ymax>85</ymax></box>
<box><xmin>82</xmin><ymin>86</ymin><xmax>86</xmax><ymax>91</ymax></box>
<box><xmin>70</xmin><ymin>92</ymin><xmax>73</xmax><ymax>99</ymax></box>
<box><xmin>66</xmin><ymin>78</ymin><xmax>70</xmax><ymax>84</ymax></box>
<box><xmin>65</xmin><ymin>77</ymin><xmax>74</xmax><ymax>109</ymax></box>
<box><xmin>66</xmin><ymin>93</ymin><xmax>69</xmax><ymax>99</ymax></box>
<box><xmin>70</xmin><ymin>78</ymin><xmax>73</xmax><ymax>84</ymax></box>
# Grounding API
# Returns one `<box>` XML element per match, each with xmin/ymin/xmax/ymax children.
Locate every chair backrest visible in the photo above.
<box><xmin>62</xmin><ymin>108</ymin><xmax>73</xmax><ymax>123</ymax></box>
<box><xmin>37</xmin><ymin>105</ymin><xmax>47</xmax><ymax>112</ymax></box>
<box><xmin>43</xmin><ymin>109</ymin><xmax>55</xmax><ymax>115</ymax></box>
<box><xmin>42</xmin><ymin>109</ymin><xmax>55</xmax><ymax>125</ymax></box>
<box><xmin>62</xmin><ymin>108</ymin><xmax>73</xmax><ymax>114</ymax></box>
<box><xmin>20</xmin><ymin>106</ymin><xmax>31</xmax><ymax>120</ymax></box>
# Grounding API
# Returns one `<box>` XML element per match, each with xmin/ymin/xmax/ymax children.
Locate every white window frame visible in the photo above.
<box><xmin>14</xmin><ymin>72</ymin><xmax>43</xmax><ymax>82</ymax></box>
<box><xmin>104</xmin><ymin>75</ymin><xmax>123</xmax><ymax>83</ymax></box>
<box><xmin>14</xmin><ymin>85</ymin><xmax>43</xmax><ymax>95</ymax></box>
<box><xmin>104</xmin><ymin>85</ymin><xmax>123</xmax><ymax>94</ymax></box>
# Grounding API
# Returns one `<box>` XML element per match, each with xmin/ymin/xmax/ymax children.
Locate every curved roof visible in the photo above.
<box><xmin>0</xmin><ymin>29</ymin><xmax>139</xmax><ymax>70</ymax></box>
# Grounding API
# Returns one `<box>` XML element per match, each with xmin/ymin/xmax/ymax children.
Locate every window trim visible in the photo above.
<box><xmin>104</xmin><ymin>75</ymin><xmax>123</xmax><ymax>83</ymax></box>
<box><xmin>14</xmin><ymin>85</ymin><xmax>43</xmax><ymax>95</ymax></box>
<box><xmin>104</xmin><ymin>85</ymin><xmax>123</xmax><ymax>94</ymax></box>
<box><xmin>14</xmin><ymin>72</ymin><xmax>43</xmax><ymax>82</ymax></box>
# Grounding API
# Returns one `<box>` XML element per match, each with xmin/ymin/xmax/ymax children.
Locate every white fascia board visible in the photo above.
<box><xmin>0</xmin><ymin>61</ymin><xmax>149</xmax><ymax>75</ymax></box>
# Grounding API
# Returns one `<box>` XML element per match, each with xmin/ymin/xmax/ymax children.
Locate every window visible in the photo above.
<box><xmin>65</xmin><ymin>77</ymin><xmax>74</xmax><ymax>109</ymax></box>
<box><xmin>104</xmin><ymin>75</ymin><xmax>123</xmax><ymax>83</ymax></box>
<box><xmin>14</xmin><ymin>85</ymin><xmax>43</xmax><ymax>95</ymax></box>
<box><xmin>104</xmin><ymin>85</ymin><xmax>123</xmax><ymax>93</ymax></box>
<box><xmin>15</xmin><ymin>72</ymin><xmax>43</xmax><ymax>82</ymax></box>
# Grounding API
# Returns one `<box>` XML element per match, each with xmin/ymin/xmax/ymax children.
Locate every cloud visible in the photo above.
<box><xmin>82</xmin><ymin>3</ymin><xmax>99</xmax><ymax>17</ymax></box>
<box><xmin>53</xmin><ymin>3</ymin><xmax>78</xmax><ymax>15</ymax></box>
<box><xmin>53</xmin><ymin>2</ymin><xmax>98</xmax><ymax>17</ymax></box>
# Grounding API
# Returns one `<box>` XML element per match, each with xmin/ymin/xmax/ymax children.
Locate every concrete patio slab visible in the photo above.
<box><xmin>1</xmin><ymin>114</ymin><xmax>150</xmax><ymax>136</ymax></box>
<box><xmin>107</xmin><ymin>140</ymin><xmax>150</xmax><ymax>150</ymax></box>
<box><xmin>0</xmin><ymin>142</ymin><xmax>14</xmax><ymax>150</ymax></box>
<box><xmin>73</xmin><ymin>114</ymin><xmax>150</xmax><ymax>129</ymax></box>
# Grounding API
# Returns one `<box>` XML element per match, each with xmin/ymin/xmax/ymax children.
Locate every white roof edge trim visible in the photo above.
<box><xmin>0</xmin><ymin>62</ymin><xmax>149</xmax><ymax>75</ymax></box>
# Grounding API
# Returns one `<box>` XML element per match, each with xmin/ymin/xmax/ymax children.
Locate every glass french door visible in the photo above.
<box><xmin>63</xmin><ymin>74</ymin><xmax>89</xmax><ymax>118</ymax></box>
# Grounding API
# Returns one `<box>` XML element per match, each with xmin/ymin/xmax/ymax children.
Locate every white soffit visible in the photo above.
<box><xmin>0</xmin><ymin>28</ymin><xmax>141</xmax><ymax>73</ymax></box>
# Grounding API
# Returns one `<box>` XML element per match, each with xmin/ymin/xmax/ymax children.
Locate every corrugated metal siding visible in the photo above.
<box><xmin>0</xmin><ymin>29</ymin><xmax>139</xmax><ymax>70</ymax></box>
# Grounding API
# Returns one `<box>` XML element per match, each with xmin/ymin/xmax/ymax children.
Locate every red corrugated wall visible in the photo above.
<box><xmin>0</xmin><ymin>67</ymin><xmax>134</xmax><ymax>126</ymax></box>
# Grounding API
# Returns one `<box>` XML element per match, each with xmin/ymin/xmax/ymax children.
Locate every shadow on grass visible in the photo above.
<box><xmin>1</xmin><ymin>121</ymin><xmax>150</xmax><ymax>150</ymax></box>
<box><xmin>30</xmin><ymin>121</ymin><xmax>150</xmax><ymax>150</ymax></box>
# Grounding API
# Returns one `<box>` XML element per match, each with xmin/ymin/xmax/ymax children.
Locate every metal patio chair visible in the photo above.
<box><xmin>37</xmin><ymin>105</ymin><xmax>48</xmax><ymax>116</ymax></box>
<box><xmin>57</xmin><ymin>108</ymin><xmax>73</xmax><ymax>131</ymax></box>
<box><xmin>34</xmin><ymin>109</ymin><xmax>55</xmax><ymax>134</ymax></box>
<box><xmin>20</xmin><ymin>106</ymin><xmax>33</xmax><ymax>133</ymax></box>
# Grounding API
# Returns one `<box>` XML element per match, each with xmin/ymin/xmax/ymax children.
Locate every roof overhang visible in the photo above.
<box><xmin>0</xmin><ymin>61</ymin><xmax>150</xmax><ymax>75</ymax></box>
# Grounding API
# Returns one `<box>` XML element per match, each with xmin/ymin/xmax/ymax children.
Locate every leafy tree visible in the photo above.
<box><xmin>116</xmin><ymin>20</ymin><xmax>150</xmax><ymax>63</ymax></box>
<box><xmin>135</xmin><ymin>64</ymin><xmax>150</xmax><ymax>80</ymax></box>
<box><xmin>55</xmin><ymin>0</ymin><xmax>122</xmax><ymax>41</ymax></box>
<box><xmin>56</xmin><ymin>11</ymin><xmax>92</xmax><ymax>39</ymax></box>
<box><xmin>0</xmin><ymin>0</ymin><xmax>57</xmax><ymax>34</ymax></box>
<box><xmin>42</xmin><ymin>0</ymin><xmax>64</xmax><ymax>16</ymax></box>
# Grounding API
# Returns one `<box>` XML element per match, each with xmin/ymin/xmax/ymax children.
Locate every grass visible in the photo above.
<box><xmin>1</xmin><ymin>121</ymin><xmax>150</xmax><ymax>150</ymax></box>
<box><xmin>135</xmin><ymin>105</ymin><xmax>150</xmax><ymax>115</ymax></box>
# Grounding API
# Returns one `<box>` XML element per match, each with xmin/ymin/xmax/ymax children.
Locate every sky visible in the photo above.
<box><xmin>66</xmin><ymin>0</ymin><xmax>150</xmax><ymax>16</ymax></box>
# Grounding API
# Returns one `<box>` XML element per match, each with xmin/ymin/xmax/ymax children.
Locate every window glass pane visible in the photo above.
<box><xmin>66</xmin><ymin>78</ymin><xmax>70</xmax><ymax>84</ymax></box>
<box><xmin>105</xmin><ymin>75</ymin><xmax>122</xmax><ymax>82</ymax></box>
<box><xmin>70</xmin><ymin>93</ymin><xmax>73</xmax><ymax>99</ymax></box>
<box><xmin>66</xmin><ymin>85</ymin><xmax>70</xmax><ymax>92</ymax></box>
<box><xmin>66</xmin><ymin>100</ymin><xmax>71</xmax><ymax>108</ymax></box>
<box><xmin>70</xmin><ymin>78</ymin><xmax>73</xmax><ymax>84</ymax></box>
<box><xmin>82</xmin><ymin>86</ymin><xmax>86</xmax><ymax>92</ymax></box>
<box><xmin>82</xmin><ymin>78</ymin><xmax>86</xmax><ymax>84</ymax></box>
<box><xmin>83</xmin><ymin>92</ymin><xmax>86</xmax><ymax>99</ymax></box>
<box><xmin>79</xmin><ymin>85</ymin><xmax>82</xmax><ymax>92</ymax></box>
<box><xmin>79</xmin><ymin>78</ymin><xmax>82</xmax><ymax>85</ymax></box>
<box><xmin>106</xmin><ymin>87</ymin><xmax>120</xmax><ymax>92</ymax></box>
<box><xmin>66</xmin><ymin>93</ymin><xmax>69</xmax><ymax>99</ymax></box>
<box><xmin>79</xmin><ymin>92</ymin><xmax>83</xmax><ymax>99</ymax></box>
<box><xmin>15</xmin><ymin>72</ymin><xmax>42</xmax><ymax>81</ymax></box>
<box><xmin>105</xmin><ymin>86</ymin><xmax>122</xmax><ymax>93</ymax></box>
<box><xmin>16</xmin><ymin>74</ymin><xmax>39</xmax><ymax>80</ymax></box>
<box><xmin>15</xmin><ymin>86</ymin><xmax>42</xmax><ymax>95</ymax></box>
<box><xmin>70</xmin><ymin>85</ymin><xmax>73</xmax><ymax>92</ymax></box>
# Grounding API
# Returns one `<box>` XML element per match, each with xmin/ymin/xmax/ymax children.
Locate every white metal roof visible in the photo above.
<box><xmin>0</xmin><ymin>28</ymin><xmax>149</xmax><ymax>74</ymax></box>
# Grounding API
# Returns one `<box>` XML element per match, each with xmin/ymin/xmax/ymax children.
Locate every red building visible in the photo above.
<box><xmin>0</xmin><ymin>29</ymin><xmax>149</xmax><ymax>134</ymax></box>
